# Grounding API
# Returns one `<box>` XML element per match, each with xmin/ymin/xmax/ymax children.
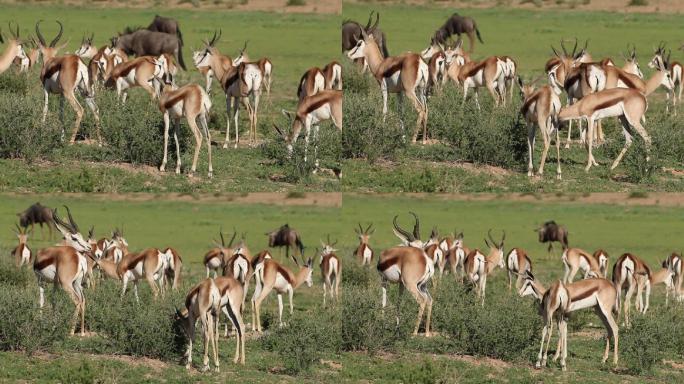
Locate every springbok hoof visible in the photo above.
<box><xmin>175</xmin><ymin>168</ymin><xmax>181</xmax><ymax>175</ymax></box>
<box><xmin>222</xmin><ymin>143</ymin><xmax>229</xmax><ymax>149</ymax></box>
<box><xmin>214</xmin><ymin>366</ymin><xmax>220</xmax><ymax>373</ymax></box>
<box><xmin>208</xmin><ymin>172</ymin><xmax>213</xmax><ymax>179</ymax></box>
<box><xmin>159</xmin><ymin>165</ymin><xmax>166</xmax><ymax>172</ymax></box>
<box><xmin>527</xmin><ymin>170</ymin><xmax>534</xmax><ymax>177</ymax></box>
<box><xmin>185</xmin><ymin>363</ymin><xmax>191</xmax><ymax>370</ymax></box>
<box><xmin>564</xmin><ymin>143</ymin><xmax>570</xmax><ymax>149</ymax></box>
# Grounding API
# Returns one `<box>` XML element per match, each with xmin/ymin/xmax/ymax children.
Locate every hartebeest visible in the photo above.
<box><xmin>251</xmin><ymin>257</ymin><xmax>313</xmax><ymax>332</ymax></box>
<box><xmin>354</xmin><ymin>223</ymin><xmax>375</xmax><ymax>266</ymax></box>
<box><xmin>562</xmin><ymin>247</ymin><xmax>602</xmax><ymax>283</ymax></box>
<box><xmin>36</xmin><ymin>20</ymin><xmax>102</xmax><ymax>145</ymax></box>
<box><xmin>346</xmin><ymin>30</ymin><xmax>428</xmax><ymax>143</ymax></box>
<box><xmin>463</xmin><ymin>230</ymin><xmax>506</xmax><ymax>305</ymax></box>
<box><xmin>176</xmin><ymin>279</ymin><xmax>221</xmax><ymax>372</ymax></box>
<box><xmin>380</xmin><ymin>213</ymin><xmax>434</xmax><ymax>336</ymax></box>
<box><xmin>612</xmin><ymin>252</ymin><xmax>651</xmax><ymax>326</ymax></box>
<box><xmin>12</xmin><ymin>224</ymin><xmax>32</xmax><ymax>267</ymax></box>
<box><xmin>0</xmin><ymin>23</ymin><xmax>28</xmax><ymax>75</ymax></box>
<box><xmin>320</xmin><ymin>236</ymin><xmax>341</xmax><ymax>307</ymax></box>
<box><xmin>506</xmin><ymin>247</ymin><xmax>532</xmax><ymax>290</ymax></box>
<box><xmin>519</xmin><ymin>271</ymin><xmax>618</xmax><ymax>371</ymax></box>
<box><xmin>33</xmin><ymin>207</ymin><xmax>91</xmax><ymax>336</ymax></box>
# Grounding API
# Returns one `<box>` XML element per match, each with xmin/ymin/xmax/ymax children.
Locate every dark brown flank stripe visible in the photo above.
<box><xmin>120</xmin><ymin>252</ymin><xmax>146</xmax><ymax>272</ymax></box>
<box><xmin>545</xmin><ymin>58</ymin><xmax>561</xmax><ymax>73</ymax></box>
<box><xmin>617</xmin><ymin>71</ymin><xmax>639</xmax><ymax>90</ymax></box>
<box><xmin>377</xmin><ymin>256</ymin><xmax>399</xmax><ymax>272</ymax></box>
<box><xmin>380</xmin><ymin>58</ymin><xmax>404</xmax><ymax>79</ymax></box>
<box><xmin>41</xmin><ymin>59</ymin><xmax>64</xmax><ymax>83</ymax></box>
<box><xmin>593</xmin><ymin>95</ymin><xmax>625</xmax><ymax>111</ymax></box>
<box><xmin>163</xmin><ymin>87</ymin><xmax>194</xmax><ymax>110</ymax></box>
<box><xmin>34</xmin><ymin>254</ymin><xmax>55</xmax><ymax>271</ymax></box>
<box><xmin>571</xmin><ymin>286</ymin><xmax>599</xmax><ymax>301</ymax></box>
<box><xmin>461</xmin><ymin>59</ymin><xmax>489</xmax><ymax>79</ymax></box>
<box><xmin>520</xmin><ymin>91</ymin><xmax>541</xmax><ymax>115</ymax></box>
<box><xmin>302</xmin><ymin>94</ymin><xmax>334</xmax><ymax>115</ymax></box>
<box><xmin>275</xmin><ymin>263</ymin><xmax>294</xmax><ymax>285</ymax></box>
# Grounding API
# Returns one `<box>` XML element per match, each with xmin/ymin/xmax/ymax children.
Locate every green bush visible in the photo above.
<box><xmin>342</xmin><ymin>61</ymin><xmax>375</xmax><ymax>95</ymax></box>
<box><xmin>342</xmin><ymin>260</ymin><xmax>375</xmax><ymax>288</ymax></box>
<box><xmin>0</xmin><ymin>71</ymin><xmax>33</xmax><ymax>95</ymax></box>
<box><xmin>0</xmin><ymin>258</ymin><xmax>33</xmax><ymax>287</ymax></box>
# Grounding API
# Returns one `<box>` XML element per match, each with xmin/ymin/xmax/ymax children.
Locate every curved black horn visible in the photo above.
<box><xmin>560</xmin><ymin>39</ymin><xmax>568</xmax><ymax>56</ymax></box>
<box><xmin>52</xmin><ymin>208</ymin><xmax>71</xmax><ymax>233</ymax></box>
<box><xmin>35</xmin><ymin>20</ymin><xmax>47</xmax><ymax>47</ymax></box>
<box><xmin>409</xmin><ymin>211</ymin><xmax>420</xmax><ymax>240</ymax></box>
<box><xmin>487</xmin><ymin>229</ymin><xmax>497</xmax><ymax>247</ymax></box>
<box><xmin>393</xmin><ymin>215</ymin><xmax>414</xmax><ymax>242</ymax></box>
<box><xmin>551</xmin><ymin>45</ymin><xmax>560</xmax><ymax>58</ymax></box>
<box><xmin>64</xmin><ymin>205</ymin><xmax>79</xmax><ymax>233</ymax></box>
<box><xmin>366</xmin><ymin>223</ymin><xmax>373</xmax><ymax>234</ymax></box>
<box><xmin>365</xmin><ymin>10</ymin><xmax>375</xmax><ymax>30</ymax></box>
<box><xmin>571</xmin><ymin>38</ymin><xmax>578</xmax><ymax>57</ymax></box>
<box><xmin>370</xmin><ymin>12</ymin><xmax>380</xmax><ymax>31</ymax></box>
<box><xmin>88</xmin><ymin>225</ymin><xmax>94</xmax><ymax>239</ymax></box>
<box><xmin>219</xmin><ymin>228</ymin><xmax>226</xmax><ymax>247</ymax></box>
<box><xmin>50</xmin><ymin>21</ymin><xmax>64</xmax><ymax>48</ymax></box>
<box><xmin>240</xmin><ymin>40</ymin><xmax>249</xmax><ymax>53</ymax></box>
<box><xmin>228</xmin><ymin>229</ymin><xmax>237</xmax><ymax>248</ymax></box>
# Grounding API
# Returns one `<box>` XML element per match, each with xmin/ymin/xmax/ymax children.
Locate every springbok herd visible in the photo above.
<box><xmin>343</xmin><ymin>11</ymin><xmax>683</xmax><ymax>179</ymax></box>
<box><xmin>8</xmin><ymin>207</ymin><xmax>684</xmax><ymax>372</ymax></box>
<box><xmin>0</xmin><ymin>18</ymin><xmax>342</xmax><ymax>178</ymax></box>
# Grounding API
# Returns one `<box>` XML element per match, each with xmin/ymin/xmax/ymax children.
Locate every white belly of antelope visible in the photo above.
<box><xmin>383</xmin><ymin>264</ymin><xmax>402</xmax><ymax>282</ymax></box>
<box><xmin>37</xmin><ymin>264</ymin><xmax>57</xmax><ymax>282</ymax></box>
<box><xmin>508</xmin><ymin>249</ymin><xmax>519</xmax><ymax>271</ymax></box>
<box><xmin>309</xmin><ymin>104</ymin><xmax>333</xmax><ymax>125</ymax></box>
<box><xmin>44</xmin><ymin>73</ymin><xmax>61</xmax><ymax>93</ymax></box>
<box><xmin>593</xmin><ymin>103</ymin><xmax>624</xmax><ymax>120</ymax></box>
<box><xmin>362</xmin><ymin>246</ymin><xmax>372</xmax><ymax>264</ymax></box>
<box><xmin>21</xmin><ymin>247</ymin><xmax>31</xmax><ymax>264</ymax></box>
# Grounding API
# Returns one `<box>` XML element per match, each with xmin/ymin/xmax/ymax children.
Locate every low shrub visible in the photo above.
<box><xmin>342</xmin><ymin>260</ymin><xmax>376</xmax><ymax>288</ymax></box>
<box><xmin>0</xmin><ymin>258</ymin><xmax>33</xmax><ymax>287</ymax></box>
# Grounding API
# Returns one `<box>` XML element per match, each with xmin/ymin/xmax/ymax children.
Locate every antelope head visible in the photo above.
<box><xmin>421</xmin><ymin>36</ymin><xmax>445</xmax><ymax>61</ymax></box>
<box><xmin>214</xmin><ymin>228</ymin><xmax>237</xmax><ymax>259</ymax></box>
<box><xmin>483</xmin><ymin>229</ymin><xmax>506</xmax><ymax>269</ymax></box>
<box><xmin>518</xmin><ymin>270</ymin><xmax>543</xmax><ymax>301</ymax></box>
<box><xmin>320</xmin><ymin>234</ymin><xmax>338</xmax><ymax>256</ymax></box>
<box><xmin>452</xmin><ymin>230</ymin><xmax>464</xmax><ymax>249</ymax></box>
<box><xmin>53</xmin><ymin>206</ymin><xmax>91</xmax><ymax>254</ymax></box>
<box><xmin>393</xmin><ymin>212</ymin><xmax>424</xmax><ymax>248</ymax></box>
<box><xmin>233</xmin><ymin>40</ymin><xmax>249</xmax><ymax>66</ymax></box>
<box><xmin>12</xmin><ymin>223</ymin><xmax>32</xmax><ymax>244</ymax></box>
<box><xmin>35</xmin><ymin>20</ymin><xmax>67</xmax><ymax>61</ymax></box>
<box><xmin>354</xmin><ymin>223</ymin><xmax>375</xmax><ymax>244</ymax></box>
<box><xmin>649</xmin><ymin>41</ymin><xmax>667</xmax><ymax>69</ymax></box>
<box><xmin>1</xmin><ymin>22</ymin><xmax>28</xmax><ymax>61</ymax></box>
<box><xmin>75</xmin><ymin>32</ymin><xmax>95</xmax><ymax>58</ymax></box>
<box><xmin>347</xmin><ymin>28</ymin><xmax>372</xmax><ymax>61</ymax></box>
<box><xmin>111</xmin><ymin>227</ymin><xmax>129</xmax><ymax>253</ymax></box>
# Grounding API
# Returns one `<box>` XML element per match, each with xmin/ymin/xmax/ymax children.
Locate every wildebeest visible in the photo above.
<box><xmin>536</xmin><ymin>220</ymin><xmax>569</xmax><ymax>254</ymax></box>
<box><xmin>113</xmin><ymin>27</ymin><xmax>186</xmax><ymax>70</ymax></box>
<box><xmin>431</xmin><ymin>13</ymin><xmax>483</xmax><ymax>53</ymax></box>
<box><xmin>147</xmin><ymin>15</ymin><xmax>183</xmax><ymax>46</ymax></box>
<box><xmin>266</xmin><ymin>224</ymin><xmax>304</xmax><ymax>265</ymax></box>
<box><xmin>16</xmin><ymin>202</ymin><xmax>55</xmax><ymax>239</ymax></box>
<box><xmin>341</xmin><ymin>10</ymin><xmax>389</xmax><ymax>58</ymax></box>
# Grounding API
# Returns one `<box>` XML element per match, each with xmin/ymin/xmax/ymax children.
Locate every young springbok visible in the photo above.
<box><xmin>380</xmin><ymin>213</ymin><xmax>434</xmax><ymax>336</ymax></box>
<box><xmin>463</xmin><ymin>230</ymin><xmax>506</xmax><ymax>305</ymax></box>
<box><xmin>518</xmin><ymin>78</ymin><xmax>562</xmax><ymax>179</ymax></box>
<box><xmin>506</xmin><ymin>247</ymin><xmax>532</xmax><ymax>290</ymax></box>
<box><xmin>346</xmin><ymin>30</ymin><xmax>428</xmax><ymax>144</ymax></box>
<box><xmin>33</xmin><ymin>207</ymin><xmax>91</xmax><ymax>336</ymax></box>
<box><xmin>562</xmin><ymin>247</ymin><xmax>602</xmax><ymax>283</ymax></box>
<box><xmin>156</xmin><ymin>61</ymin><xmax>213</xmax><ymax>178</ymax></box>
<box><xmin>251</xmin><ymin>257</ymin><xmax>313</xmax><ymax>332</ymax></box>
<box><xmin>231</xmin><ymin>41</ymin><xmax>273</xmax><ymax>101</ymax></box>
<box><xmin>320</xmin><ymin>237</ymin><xmax>342</xmax><ymax>307</ymax></box>
<box><xmin>36</xmin><ymin>20</ymin><xmax>102</xmax><ymax>145</ymax></box>
<box><xmin>0</xmin><ymin>24</ymin><xmax>28</xmax><ymax>75</ymax></box>
<box><xmin>176</xmin><ymin>278</ymin><xmax>221</xmax><ymax>372</ymax></box>
<box><xmin>12</xmin><ymin>224</ymin><xmax>32</xmax><ymax>267</ymax></box>
<box><xmin>612</xmin><ymin>252</ymin><xmax>652</xmax><ymax>326</ymax></box>
<box><xmin>354</xmin><ymin>223</ymin><xmax>375</xmax><ymax>266</ymax></box>
<box><xmin>519</xmin><ymin>271</ymin><xmax>618</xmax><ymax>371</ymax></box>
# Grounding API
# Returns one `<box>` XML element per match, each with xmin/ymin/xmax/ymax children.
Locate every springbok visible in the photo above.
<box><xmin>251</xmin><ymin>257</ymin><xmax>313</xmax><ymax>332</ymax></box>
<box><xmin>354</xmin><ymin>223</ymin><xmax>375</xmax><ymax>266</ymax></box>
<box><xmin>214</xmin><ymin>276</ymin><xmax>246</xmax><ymax>364</ymax></box>
<box><xmin>0</xmin><ymin>23</ymin><xmax>28</xmax><ymax>75</ymax></box>
<box><xmin>518</xmin><ymin>77</ymin><xmax>562</xmax><ymax>179</ymax></box>
<box><xmin>593</xmin><ymin>249</ymin><xmax>609</xmax><ymax>277</ymax></box>
<box><xmin>156</xmin><ymin>62</ymin><xmax>213</xmax><ymax>178</ymax></box>
<box><xmin>322</xmin><ymin>61</ymin><xmax>342</xmax><ymax>90</ymax></box>
<box><xmin>320</xmin><ymin>237</ymin><xmax>341</xmax><ymax>307</ymax></box>
<box><xmin>346</xmin><ymin>30</ymin><xmax>428</xmax><ymax>143</ymax></box>
<box><xmin>296</xmin><ymin>66</ymin><xmax>325</xmax><ymax>101</ymax></box>
<box><xmin>33</xmin><ymin>207</ymin><xmax>91</xmax><ymax>336</ymax></box>
<box><xmin>220</xmin><ymin>62</ymin><xmax>263</xmax><ymax>149</ymax></box>
<box><xmin>637</xmin><ymin>265</ymin><xmax>674</xmax><ymax>313</ymax></box>
<box><xmin>443</xmin><ymin>231</ymin><xmax>469</xmax><ymax>281</ymax></box>
<box><xmin>36</xmin><ymin>20</ymin><xmax>102</xmax><ymax>145</ymax></box>
<box><xmin>192</xmin><ymin>30</ymin><xmax>233</xmax><ymax>94</ymax></box>
<box><xmin>650</xmin><ymin>43</ymin><xmax>682</xmax><ymax>112</ymax></box>
<box><xmin>105</xmin><ymin>53</ymin><xmax>174</xmax><ymax>102</ymax></box>
<box><xmin>92</xmin><ymin>46</ymin><xmax>128</xmax><ymax>89</ymax></box>
<box><xmin>162</xmin><ymin>247</ymin><xmax>182</xmax><ymax>291</ymax></box>
<box><xmin>506</xmin><ymin>247</ymin><xmax>532</xmax><ymax>290</ymax></box>
<box><xmin>276</xmin><ymin>89</ymin><xmax>342</xmax><ymax>170</ymax></box>
<box><xmin>205</xmin><ymin>230</ymin><xmax>237</xmax><ymax>278</ymax></box>
<box><xmin>380</xmin><ymin>213</ymin><xmax>434</xmax><ymax>336</ymax></box>
<box><xmin>176</xmin><ymin>278</ymin><xmax>221</xmax><ymax>372</ymax></box>
<box><xmin>457</xmin><ymin>56</ymin><xmax>506</xmax><ymax>109</ymax></box>
<box><xmin>562</xmin><ymin>247</ymin><xmax>602</xmax><ymax>283</ymax></box>
<box><xmin>116</xmin><ymin>247</ymin><xmax>170</xmax><ymax>301</ymax></box>
<box><xmin>427</xmin><ymin>51</ymin><xmax>447</xmax><ymax>96</ymax></box>
<box><xmin>223</xmin><ymin>245</ymin><xmax>252</xmax><ymax>308</ymax></box>
<box><xmin>519</xmin><ymin>271</ymin><xmax>618</xmax><ymax>371</ymax></box>
<box><xmin>612</xmin><ymin>252</ymin><xmax>651</xmax><ymax>326</ymax></box>
<box><xmin>15</xmin><ymin>39</ymin><xmax>40</xmax><ymax>73</ymax></box>
<box><xmin>463</xmin><ymin>230</ymin><xmax>506</xmax><ymax>305</ymax></box>
<box><xmin>665</xmin><ymin>252</ymin><xmax>682</xmax><ymax>300</ymax></box>
<box><xmin>558</xmin><ymin>88</ymin><xmax>649</xmax><ymax>172</ymax></box>
<box><xmin>12</xmin><ymin>223</ymin><xmax>32</xmax><ymax>267</ymax></box>
<box><xmin>232</xmin><ymin>41</ymin><xmax>273</xmax><ymax>101</ymax></box>
<box><xmin>75</xmin><ymin>33</ymin><xmax>97</xmax><ymax>60</ymax></box>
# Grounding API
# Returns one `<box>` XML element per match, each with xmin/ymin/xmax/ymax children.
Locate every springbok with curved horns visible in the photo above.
<box><xmin>0</xmin><ymin>23</ymin><xmax>28</xmax><ymax>75</ymax></box>
<box><xmin>650</xmin><ymin>43</ymin><xmax>683</xmax><ymax>112</ymax></box>
<box><xmin>204</xmin><ymin>229</ymin><xmax>237</xmax><ymax>278</ymax></box>
<box><xmin>33</xmin><ymin>207</ymin><xmax>91</xmax><ymax>336</ymax></box>
<box><xmin>176</xmin><ymin>278</ymin><xmax>221</xmax><ymax>372</ymax></box>
<box><xmin>36</xmin><ymin>21</ymin><xmax>102</xmax><ymax>145</ymax></box>
<box><xmin>220</xmin><ymin>60</ymin><xmax>263</xmax><ymax>149</ymax></box>
<box><xmin>347</xmin><ymin>29</ymin><xmax>429</xmax><ymax>143</ymax></box>
<box><xmin>379</xmin><ymin>213</ymin><xmax>434</xmax><ymax>336</ymax></box>
<box><xmin>463</xmin><ymin>229</ymin><xmax>506</xmax><ymax>306</ymax></box>
<box><xmin>354</xmin><ymin>223</ymin><xmax>375</xmax><ymax>266</ymax></box>
<box><xmin>12</xmin><ymin>223</ymin><xmax>33</xmax><ymax>267</ymax></box>
<box><xmin>320</xmin><ymin>236</ymin><xmax>341</xmax><ymax>307</ymax></box>
<box><xmin>105</xmin><ymin>53</ymin><xmax>175</xmax><ymax>103</ymax></box>
<box><xmin>75</xmin><ymin>33</ymin><xmax>97</xmax><ymax>59</ymax></box>
<box><xmin>232</xmin><ymin>41</ymin><xmax>273</xmax><ymax>101</ymax></box>
<box><xmin>192</xmin><ymin>30</ymin><xmax>233</xmax><ymax>94</ymax></box>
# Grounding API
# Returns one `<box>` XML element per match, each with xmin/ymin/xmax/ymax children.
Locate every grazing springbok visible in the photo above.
<box><xmin>12</xmin><ymin>224</ymin><xmax>32</xmax><ymax>267</ymax></box>
<box><xmin>156</xmin><ymin>62</ymin><xmax>213</xmax><ymax>178</ymax></box>
<box><xmin>251</xmin><ymin>257</ymin><xmax>313</xmax><ymax>332</ymax></box>
<box><xmin>322</xmin><ymin>60</ymin><xmax>342</xmax><ymax>90</ymax></box>
<box><xmin>612</xmin><ymin>252</ymin><xmax>652</xmax><ymax>326</ymax></box>
<box><xmin>666</xmin><ymin>252</ymin><xmax>683</xmax><ymax>300</ymax></box>
<box><xmin>519</xmin><ymin>271</ymin><xmax>618</xmax><ymax>371</ymax></box>
<box><xmin>296</xmin><ymin>66</ymin><xmax>325</xmax><ymax>101</ymax></box>
<box><xmin>36</xmin><ymin>20</ymin><xmax>102</xmax><ymax>145</ymax></box>
<box><xmin>593</xmin><ymin>249</ymin><xmax>610</xmax><ymax>277</ymax></box>
<box><xmin>558</xmin><ymin>88</ymin><xmax>649</xmax><ymax>172</ymax></box>
<box><xmin>506</xmin><ymin>247</ymin><xmax>532</xmax><ymax>290</ymax></box>
<box><xmin>562</xmin><ymin>247</ymin><xmax>602</xmax><ymax>283</ymax></box>
<box><xmin>518</xmin><ymin>78</ymin><xmax>562</xmax><ymax>179</ymax></box>
<box><xmin>176</xmin><ymin>279</ymin><xmax>221</xmax><ymax>372</ymax></box>
<box><xmin>276</xmin><ymin>90</ymin><xmax>342</xmax><ymax>170</ymax></box>
<box><xmin>320</xmin><ymin>236</ymin><xmax>341</xmax><ymax>307</ymax></box>
<box><xmin>205</xmin><ymin>230</ymin><xmax>237</xmax><ymax>278</ymax></box>
<box><xmin>650</xmin><ymin>43</ymin><xmax>683</xmax><ymax>112</ymax></box>
<box><xmin>463</xmin><ymin>230</ymin><xmax>506</xmax><ymax>306</ymax></box>
<box><xmin>0</xmin><ymin>23</ymin><xmax>28</xmax><ymax>75</ymax></box>
<box><xmin>636</xmin><ymin>265</ymin><xmax>674</xmax><ymax>313</ymax></box>
<box><xmin>214</xmin><ymin>276</ymin><xmax>246</xmax><ymax>364</ymax></box>
<box><xmin>105</xmin><ymin>53</ymin><xmax>174</xmax><ymax>102</ymax></box>
<box><xmin>346</xmin><ymin>30</ymin><xmax>428</xmax><ymax>143</ymax></box>
<box><xmin>116</xmin><ymin>247</ymin><xmax>170</xmax><ymax>301</ymax></box>
<box><xmin>536</xmin><ymin>220</ymin><xmax>569</xmax><ymax>254</ymax></box>
<box><xmin>265</xmin><ymin>224</ymin><xmax>304</xmax><ymax>265</ymax></box>
<box><xmin>232</xmin><ymin>41</ymin><xmax>273</xmax><ymax>101</ymax></box>
<box><xmin>33</xmin><ymin>207</ymin><xmax>91</xmax><ymax>336</ymax></box>
<box><xmin>380</xmin><ymin>213</ymin><xmax>434</xmax><ymax>336</ymax></box>
<box><xmin>354</xmin><ymin>223</ymin><xmax>375</xmax><ymax>266</ymax></box>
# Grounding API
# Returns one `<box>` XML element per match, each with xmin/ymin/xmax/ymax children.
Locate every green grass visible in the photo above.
<box><xmin>1</xmin><ymin>194</ymin><xmax>683</xmax><ymax>382</ymax></box>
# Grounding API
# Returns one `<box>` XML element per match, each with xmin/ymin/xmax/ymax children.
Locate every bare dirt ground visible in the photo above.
<box><xmin>0</xmin><ymin>0</ymin><xmax>341</xmax><ymax>13</ymax></box>
<box><xmin>347</xmin><ymin>0</ymin><xmax>684</xmax><ymax>14</ymax></box>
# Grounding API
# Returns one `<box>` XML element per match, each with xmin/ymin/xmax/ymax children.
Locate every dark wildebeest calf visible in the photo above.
<box><xmin>266</xmin><ymin>224</ymin><xmax>304</xmax><ymax>265</ymax></box>
<box><xmin>17</xmin><ymin>202</ymin><xmax>55</xmax><ymax>240</ymax></box>
<box><xmin>113</xmin><ymin>27</ymin><xmax>186</xmax><ymax>70</ymax></box>
<box><xmin>432</xmin><ymin>13</ymin><xmax>483</xmax><ymax>53</ymax></box>
<box><xmin>342</xmin><ymin>11</ymin><xmax>389</xmax><ymax>58</ymax></box>
<box><xmin>536</xmin><ymin>220</ymin><xmax>569</xmax><ymax>254</ymax></box>
<box><xmin>147</xmin><ymin>15</ymin><xmax>183</xmax><ymax>46</ymax></box>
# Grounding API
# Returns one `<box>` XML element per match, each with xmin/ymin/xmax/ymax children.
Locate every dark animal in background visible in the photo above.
<box><xmin>113</xmin><ymin>28</ymin><xmax>186</xmax><ymax>70</ymax></box>
<box><xmin>432</xmin><ymin>13</ymin><xmax>483</xmax><ymax>53</ymax></box>
<box><xmin>341</xmin><ymin>10</ymin><xmax>389</xmax><ymax>58</ymax></box>
<box><xmin>536</xmin><ymin>220</ymin><xmax>569</xmax><ymax>254</ymax></box>
<box><xmin>147</xmin><ymin>15</ymin><xmax>184</xmax><ymax>46</ymax></box>
<box><xmin>17</xmin><ymin>202</ymin><xmax>55</xmax><ymax>240</ymax></box>
<box><xmin>266</xmin><ymin>224</ymin><xmax>304</xmax><ymax>265</ymax></box>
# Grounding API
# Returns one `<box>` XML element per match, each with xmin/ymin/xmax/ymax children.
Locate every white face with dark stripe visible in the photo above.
<box><xmin>347</xmin><ymin>40</ymin><xmax>366</xmax><ymax>60</ymax></box>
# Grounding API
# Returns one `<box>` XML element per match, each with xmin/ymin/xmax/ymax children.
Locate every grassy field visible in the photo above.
<box><xmin>1</xmin><ymin>193</ymin><xmax>683</xmax><ymax>382</ymax></box>
<box><xmin>342</xmin><ymin>3</ymin><xmax>684</xmax><ymax>193</ymax></box>
<box><xmin>0</xmin><ymin>4</ymin><xmax>340</xmax><ymax>192</ymax></box>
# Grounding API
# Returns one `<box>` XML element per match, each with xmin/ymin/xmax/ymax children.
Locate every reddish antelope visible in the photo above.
<box><xmin>116</xmin><ymin>247</ymin><xmax>171</xmax><ymax>301</ymax></box>
<box><xmin>354</xmin><ymin>223</ymin><xmax>375</xmax><ymax>266</ymax></box>
<box><xmin>36</xmin><ymin>21</ymin><xmax>102</xmax><ymax>145</ymax></box>
<box><xmin>276</xmin><ymin>90</ymin><xmax>342</xmax><ymax>171</ymax></box>
<box><xmin>320</xmin><ymin>236</ymin><xmax>341</xmax><ymax>307</ymax></box>
<box><xmin>162</xmin><ymin>247</ymin><xmax>183</xmax><ymax>291</ymax></box>
<box><xmin>204</xmin><ymin>230</ymin><xmax>237</xmax><ymax>278</ymax></box>
<box><xmin>650</xmin><ymin>43</ymin><xmax>682</xmax><ymax>111</ymax></box>
<box><xmin>562</xmin><ymin>247</ymin><xmax>602</xmax><ymax>283</ymax></box>
<box><xmin>558</xmin><ymin>88</ymin><xmax>650</xmax><ymax>172</ymax></box>
<box><xmin>232</xmin><ymin>41</ymin><xmax>273</xmax><ymax>101</ymax></box>
<box><xmin>251</xmin><ymin>257</ymin><xmax>313</xmax><ymax>332</ymax></box>
<box><xmin>593</xmin><ymin>249</ymin><xmax>609</xmax><ymax>277</ymax></box>
<box><xmin>322</xmin><ymin>60</ymin><xmax>342</xmax><ymax>90</ymax></box>
<box><xmin>92</xmin><ymin>46</ymin><xmax>127</xmax><ymax>88</ymax></box>
<box><xmin>519</xmin><ymin>271</ymin><xmax>618</xmax><ymax>371</ymax></box>
<box><xmin>176</xmin><ymin>278</ymin><xmax>221</xmax><ymax>372</ymax></box>
<box><xmin>33</xmin><ymin>207</ymin><xmax>91</xmax><ymax>336</ymax></box>
<box><xmin>518</xmin><ymin>77</ymin><xmax>562</xmax><ymax>179</ymax></box>
<box><xmin>12</xmin><ymin>224</ymin><xmax>33</xmax><ymax>267</ymax></box>
<box><xmin>296</xmin><ymin>66</ymin><xmax>325</xmax><ymax>101</ymax></box>
<box><xmin>214</xmin><ymin>276</ymin><xmax>246</xmax><ymax>364</ymax></box>
<box><xmin>156</xmin><ymin>64</ymin><xmax>213</xmax><ymax>178</ymax></box>
<box><xmin>463</xmin><ymin>230</ymin><xmax>506</xmax><ymax>305</ymax></box>
<box><xmin>665</xmin><ymin>252</ymin><xmax>682</xmax><ymax>300</ymax></box>
<box><xmin>506</xmin><ymin>247</ymin><xmax>532</xmax><ymax>290</ymax></box>
<box><xmin>381</xmin><ymin>213</ymin><xmax>434</xmax><ymax>336</ymax></box>
<box><xmin>346</xmin><ymin>30</ymin><xmax>429</xmax><ymax>143</ymax></box>
<box><xmin>612</xmin><ymin>252</ymin><xmax>651</xmax><ymax>326</ymax></box>
<box><xmin>498</xmin><ymin>56</ymin><xmax>518</xmax><ymax>105</ymax></box>
<box><xmin>0</xmin><ymin>23</ymin><xmax>28</xmax><ymax>75</ymax></box>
